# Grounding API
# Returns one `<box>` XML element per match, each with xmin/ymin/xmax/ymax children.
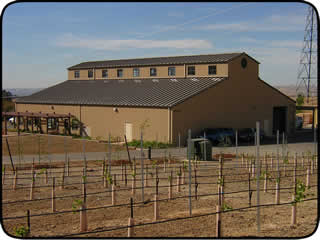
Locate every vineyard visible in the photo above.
<box><xmin>2</xmin><ymin>148</ymin><xmax>318</xmax><ymax>238</ymax></box>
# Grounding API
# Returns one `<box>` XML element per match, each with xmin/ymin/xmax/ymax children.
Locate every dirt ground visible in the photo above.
<box><xmin>2</xmin><ymin>157</ymin><xmax>318</xmax><ymax>238</ymax></box>
<box><xmin>2</xmin><ymin>134</ymin><xmax>124</xmax><ymax>157</ymax></box>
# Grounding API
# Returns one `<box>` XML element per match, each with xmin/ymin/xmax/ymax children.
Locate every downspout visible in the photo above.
<box><xmin>168</xmin><ymin>107</ymin><xmax>171</xmax><ymax>143</ymax></box>
<box><xmin>79</xmin><ymin>104</ymin><xmax>82</xmax><ymax>136</ymax></box>
<box><xmin>93</xmin><ymin>67</ymin><xmax>96</xmax><ymax>80</ymax></box>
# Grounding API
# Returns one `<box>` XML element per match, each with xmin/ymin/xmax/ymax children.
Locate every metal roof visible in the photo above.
<box><xmin>68</xmin><ymin>52</ymin><xmax>245</xmax><ymax>70</ymax></box>
<box><xmin>15</xmin><ymin>77</ymin><xmax>226</xmax><ymax>108</ymax></box>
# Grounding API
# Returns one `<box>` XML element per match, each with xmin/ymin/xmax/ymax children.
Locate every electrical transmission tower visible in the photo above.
<box><xmin>296</xmin><ymin>6</ymin><xmax>317</xmax><ymax>103</ymax></box>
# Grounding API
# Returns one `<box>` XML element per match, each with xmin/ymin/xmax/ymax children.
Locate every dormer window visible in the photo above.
<box><xmin>117</xmin><ymin>69</ymin><xmax>123</xmax><ymax>78</ymax></box>
<box><xmin>74</xmin><ymin>70</ymin><xmax>80</xmax><ymax>78</ymax></box>
<box><xmin>187</xmin><ymin>66</ymin><xmax>195</xmax><ymax>75</ymax></box>
<box><xmin>88</xmin><ymin>70</ymin><xmax>93</xmax><ymax>78</ymax></box>
<box><xmin>208</xmin><ymin>65</ymin><xmax>217</xmax><ymax>75</ymax></box>
<box><xmin>168</xmin><ymin>67</ymin><xmax>176</xmax><ymax>76</ymax></box>
<box><xmin>102</xmin><ymin>70</ymin><xmax>108</xmax><ymax>78</ymax></box>
<box><xmin>133</xmin><ymin>68</ymin><xmax>140</xmax><ymax>77</ymax></box>
<box><xmin>150</xmin><ymin>68</ymin><xmax>157</xmax><ymax>76</ymax></box>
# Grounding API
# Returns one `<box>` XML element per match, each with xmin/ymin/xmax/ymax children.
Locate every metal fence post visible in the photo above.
<box><xmin>140</xmin><ymin>130</ymin><xmax>144</xmax><ymax>203</ymax></box>
<box><xmin>256</xmin><ymin>121</ymin><xmax>260</xmax><ymax>233</ymax></box>
<box><xmin>187</xmin><ymin>129</ymin><xmax>192</xmax><ymax>216</ymax></box>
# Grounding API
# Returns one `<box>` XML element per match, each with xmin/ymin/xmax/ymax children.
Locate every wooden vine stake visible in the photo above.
<box><xmin>128</xmin><ymin>198</ymin><xmax>134</xmax><ymax>237</ymax></box>
<box><xmin>124</xmin><ymin>163</ymin><xmax>127</xmax><ymax>186</ymax></box>
<box><xmin>275</xmin><ymin>181</ymin><xmax>280</xmax><ymax>205</ymax></box>
<box><xmin>52</xmin><ymin>177</ymin><xmax>56</xmax><ymax>212</ymax></box>
<box><xmin>264</xmin><ymin>162</ymin><xmax>268</xmax><ymax>193</ymax></box>
<box><xmin>2</xmin><ymin>165</ymin><xmax>5</xmax><ymax>185</ymax></box>
<box><xmin>13</xmin><ymin>168</ymin><xmax>18</xmax><ymax>190</ymax></box>
<box><xmin>101</xmin><ymin>161</ymin><xmax>105</xmax><ymax>186</ymax></box>
<box><xmin>248</xmin><ymin>173</ymin><xmax>252</xmax><ymax>207</ymax></box>
<box><xmin>80</xmin><ymin>203</ymin><xmax>88</xmax><ymax>232</ymax></box>
<box><xmin>291</xmin><ymin>194</ymin><xmax>296</xmax><ymax>225</ymax></box>
<box><xmin>241</xmin><ymin>154</ymin><xmax>244</xmax><ymax>166</ymax></box>
<box><xmin>30</xmin><ymin>171</ymin><xmax>35</xmax><ymax>200</ymax></box>
<box><xmin>168</xmin><ymin>171</ymin><xmax>172</xmax><ymax>200</ymax></box>
<box><xmin>112</xmin><ymin>184</ymin><xmax>116</xmax><ymax>205</ymax></box>
<box><xmin>80</xmin><ymin>169</ymin><xmax>88</xmax><ymax>232</ymax></box>
<box><xmin>216</xmin><ymin>205</ymin><xmax>221</xmax><ymax>238</ymax></box>
<box><xmin>131</xmin><ymin>175</ymin><xmax>136</xmax><ymax>196</ymax></box>
<box><xmin>26</xmin><ymin>210</ymin><xmax>31</xmax><ymax>237</ymax></box>
<box><xmin>145</xmin><ymin>165</ymin><xmax>148</xmax><ymax>187</ymax></box>
<box><xmin>177</xmin><ymin>168</ymin><xmax>181</xmax><ymax>193</ymax></box>
<box><xmin>306</xmin><ymin>165</ymin><xmax>310</xmax><ymax>188</ymax></box>
<box><xmin>154</xmin><ymin>194</ymin><xmax>159</xmax><ymax>221</ymax></box>
<box><xmin>270</xmin><ymin>153</ymin><xmax>273</xmax><ymax>169</ymax></box>
<box><xmin>182</xmin><ymin>167</ymin><xmax>185</xmax><ymax>185</ymax></box>
<box><xmin>60</xmin><ymin>166</ymin><xmax>65</xmax><ymax>190</ymax></box>
<box><xmin>45</xmin><ymin>168</ymin><xmax>48</xmax><ymax>185</ymax></box>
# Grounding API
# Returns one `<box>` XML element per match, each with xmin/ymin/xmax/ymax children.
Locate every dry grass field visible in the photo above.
<box><xmin>2</xmin><ymin>156</ymin><xmax>318</xmax><ymax>238</ymax></box>
<box><xmin>2</xmin><ymin>134</ymin><xmax>124</xmax><ymax>157</ymax></box>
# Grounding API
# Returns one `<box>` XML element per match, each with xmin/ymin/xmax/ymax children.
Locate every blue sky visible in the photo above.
<box><xmin>2</xmin><ymin>1</ymin><xmax>318</xmax><ymax>88</ymax></box>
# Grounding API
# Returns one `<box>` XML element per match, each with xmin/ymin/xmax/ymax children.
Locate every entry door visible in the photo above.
<box><xmin>273</xmin><ymin>107</ymin><xmax>287</xmax><ymax>134</ymax></box>
<box><xmin>125</xmin><ymin>123</ymin><xmax>133</xmax><ymax>142</ymax></box>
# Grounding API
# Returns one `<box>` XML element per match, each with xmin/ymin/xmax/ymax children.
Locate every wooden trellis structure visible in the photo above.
<box><xmin>2</xmin><ymin>111</ymin><xmax>74</xmax><ymax>136</ymax></box>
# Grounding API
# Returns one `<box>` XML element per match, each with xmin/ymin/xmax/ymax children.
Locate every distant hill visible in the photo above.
<box><xmin>275</xmin><ymin>84</ymin><xmax>317</xmax><ymax>98</ymax></box>
<box><xmin>4</xmin><ymin>88</ymin><xmax>43</xmax><ymax>97</ymax></box>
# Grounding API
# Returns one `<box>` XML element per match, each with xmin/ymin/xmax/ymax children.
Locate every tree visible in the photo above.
<box><xmin>2</xmin><ymin>90</ymin><xmax>15</xmax><ymax>112</ymax></box>
<box><xmin>296</xmin><ymin>94</ymin><xmax>304</xmax><ymax>106</ymax></box>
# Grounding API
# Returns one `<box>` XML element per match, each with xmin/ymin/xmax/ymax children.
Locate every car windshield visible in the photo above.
<box><xmin>204</xmin><ymin>129</ymin><xmax>219</xmax><ymax>134</ymax></box>
<box><xmin>239</xmin><ymin>128</ymin><xmax>251</xmax><ymax>133</ymax></box>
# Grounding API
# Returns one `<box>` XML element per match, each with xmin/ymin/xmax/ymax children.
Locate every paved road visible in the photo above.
<box><xmin>2</xmin><ymin>142</ymin><xmax>317</xmax><ymax>165</ymax></box>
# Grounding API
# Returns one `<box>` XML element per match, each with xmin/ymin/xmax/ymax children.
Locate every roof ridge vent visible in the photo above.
<box><xmin>170</xmin><ymin>78</ymin><xmax>178</xmax><ymax>82</ymax></box>
<box><xmin>118</xmin><ymin>79</ymin><xmax>125</xmax><ymax>83</ymax></box>
<box><xmin>103</xmin><ymin>80</ymin><xmax>109</xmax><ymax>83</ymax></box>
<box><xmin>134</xmin><ymin>79</ymin><xmax>142</xmax><ymax>83</ymax></box>
<box><xmin>191</xmin><ymin>78</ymin><xmax>199</xmax><ymax>82</ymax></box>
<box><xmin>152</xmin><ymin>79</ymin><xmax>159</xmax><ymax>82</ymax></box>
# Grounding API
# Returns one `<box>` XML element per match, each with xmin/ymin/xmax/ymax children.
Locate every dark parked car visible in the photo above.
<box><xmin>200</xmin><ymin>128</ymin><xmax>235</xmax><ymax>146</ymax></box>
<box><xmin>238</xmin><ymin>128</ymin><xmax>255</xmax><ymax>142</ymax></box>
<box><xmin>237</xmin><ymin>128</ymin><xmax>265</xmax><ymax>143</ymax></box>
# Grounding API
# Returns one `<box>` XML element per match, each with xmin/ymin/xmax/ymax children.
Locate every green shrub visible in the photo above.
<box><xmin>13</xmin><ymin>226</ymin><xmax>29</xmax><ymax>237</ymax></box>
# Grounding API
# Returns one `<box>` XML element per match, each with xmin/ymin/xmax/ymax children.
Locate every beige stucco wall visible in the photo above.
<box><xmin>171</xmin><ymin>54</ymin><xmax>295</xmax><ymax>144</ymax></box>
<box><xmin>15</xmin><ymin>103</ymin><xmax>170</xmax><ymax>142</ymax></box>
<box><xmin>67</xmin><ymin>63</ymin><xmax>228</xmax><ymax>80</ymax></box>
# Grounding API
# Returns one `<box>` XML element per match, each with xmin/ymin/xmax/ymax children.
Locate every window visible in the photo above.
<box><xmin>102</xmin><ymin>70</ymin><xmax>108</xmax><ymax>78</ymax></box>
<box><xmin>88</xmin><ymin>70</ymin><xmax>93</xmax><ymax>78</ymax></box>
<box><xmin>117</xmin><ymin>69</ymin><xmax>123</xmax><ymax>78</ymax></box>
<box><xmin>150</xmin><ymin>68</ymin><xmax>157</xmax><ymax>76</ymax></box>
<box><xmin>208</xmin><ymin>65</ymin><xmax>217</xmax><ymax>75</ymax></box>
<box><xmin>168</xmin><ymin>67</ymin><xmax>176</xmax><ymax>76</ymax></box>
<box><xmin>187</xmin><ymin>66</ymin><xmax>195</xmax><ymax>75</ymax></box>
<box><xmin>74</xmin><ymin>71</ymin><xmax>80</xmax><ymax>78</ymax></box>
<box><xmin>133</xmin><ymin>68</ymin><xmax>140</xmax><ymax>77</ymax></box>
<box><xmin>48</xmin><ymin>118</ymin><xmax>57</xmax><ymax>130</ymax></box>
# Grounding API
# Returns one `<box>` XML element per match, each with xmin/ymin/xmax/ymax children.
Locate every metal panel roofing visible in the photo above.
<box><xmin>15</xmin><ymin>77</ymin><xmax>226</xmax><ymax>108</ymax></box>
<box><xmin>68</xmin><ymin>53</ymin><xmax>244</xmax><ymax>70</ymax></box>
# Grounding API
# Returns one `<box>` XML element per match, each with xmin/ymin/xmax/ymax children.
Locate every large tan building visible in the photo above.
<box><xmin>16</xmin><ymin>52</ymin><xmax>296</xmax><ymax>144</ymax></box>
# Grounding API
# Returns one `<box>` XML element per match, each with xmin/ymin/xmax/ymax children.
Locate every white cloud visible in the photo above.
<box><xmin>197</xmin><ymin>13</ymin><xmax>305</xmax><ymax>32</ymax></box>
<box><xmin>56</xmin><ymin>33</ymin><xmax>213</xmax><ymax>50</ymax></box>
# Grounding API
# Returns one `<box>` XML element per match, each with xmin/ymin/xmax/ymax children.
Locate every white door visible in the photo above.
<box><xmin>125</xmin><ymin>123</ymin><xmax>133</xmax><ymax>142</ymax></box>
